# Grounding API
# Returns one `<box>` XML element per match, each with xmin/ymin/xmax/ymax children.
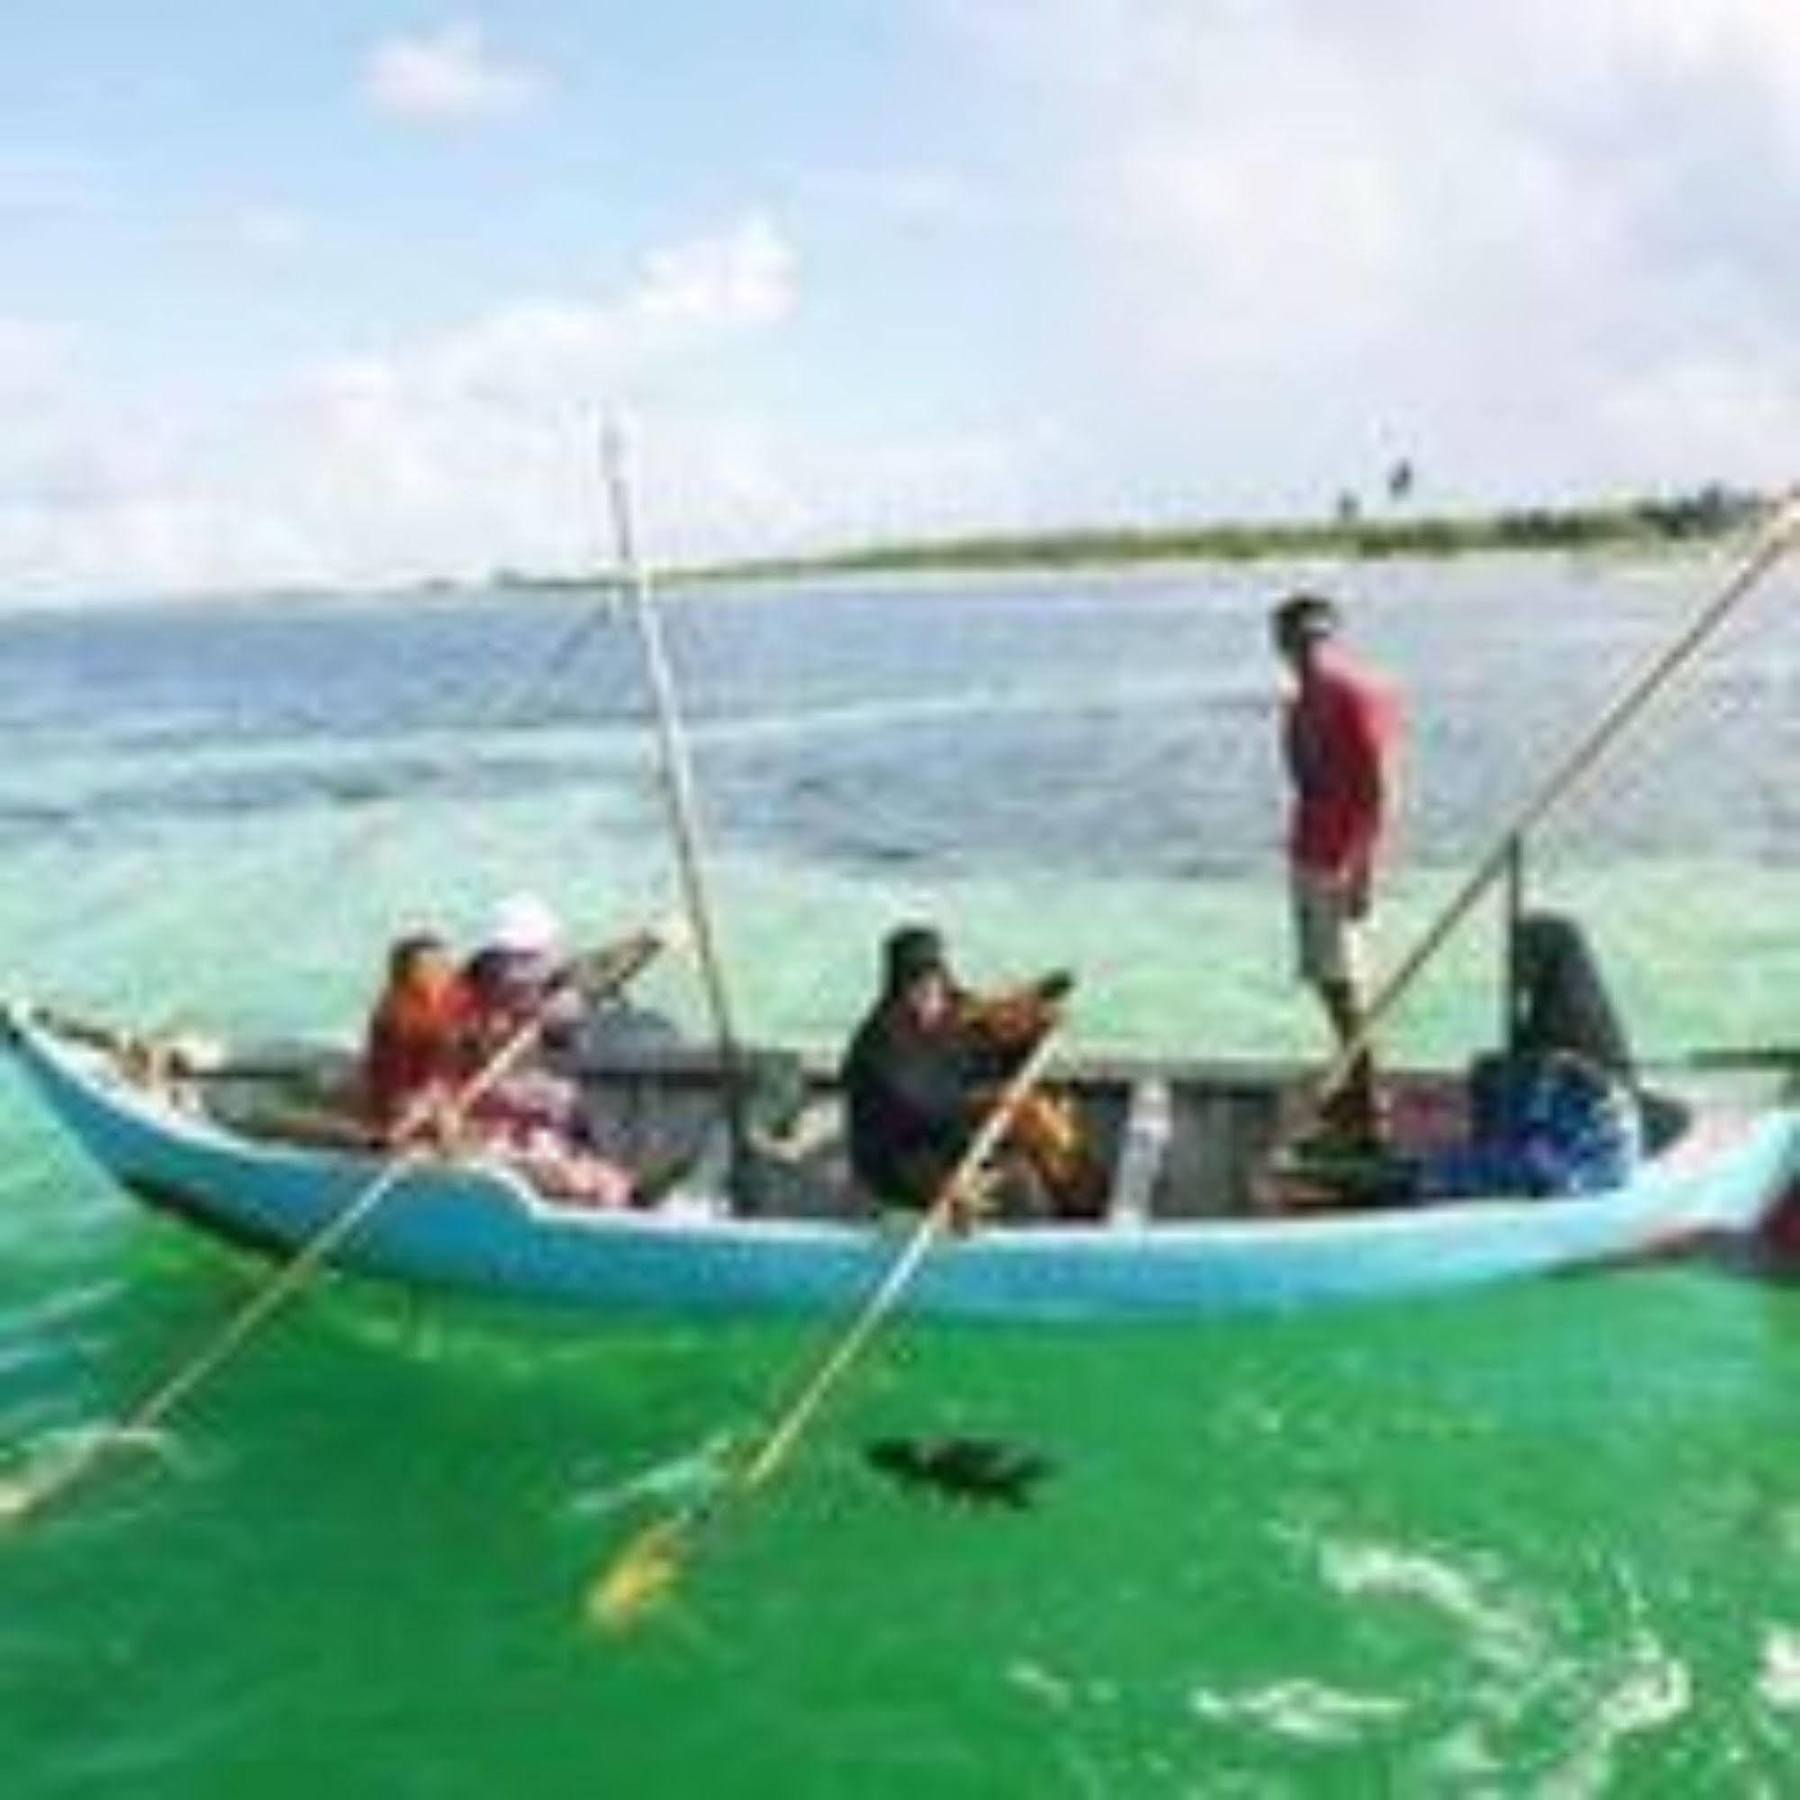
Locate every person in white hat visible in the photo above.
<box><xmin>462</xmin><ymin>892</ymin><xmax>576</xmax><ymax>1061</ymax></box>
<box><xmin>486</xmin><ymin>891</ymin><xmax>564</xmax><ymax>959</ymax></box>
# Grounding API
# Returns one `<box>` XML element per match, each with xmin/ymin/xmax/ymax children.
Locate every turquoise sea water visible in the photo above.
<box><xmin>1</xmin><ymin>553</ymin><xmax>1797</xmax><ymax>1795</ymax></box>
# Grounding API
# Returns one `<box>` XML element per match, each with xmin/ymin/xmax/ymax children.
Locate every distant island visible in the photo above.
<box><xmin>478</xmin><ymin>481</ymin><xmax>1770</xmax><ymax>593</ymax></box>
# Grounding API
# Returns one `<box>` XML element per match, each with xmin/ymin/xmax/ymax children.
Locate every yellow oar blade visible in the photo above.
<box><xmin>0</xmin><ymin>1425</ymin><xmax>176</xmax><ymax>1531</ymax></box>
<box><xmin>578</xmin><ymin>1027</ymin><xmax>1067</xmax><ymax>1628</ymax></box>
<box><xmin>584</xmin><ymin>1516</ymin><xmax>690</xmax><ymax>1635</ymax></box>
<box><xmin>0</xmin><ymin>1478</ymin><xmax>41</xmax><ymax>1529</ymax></box>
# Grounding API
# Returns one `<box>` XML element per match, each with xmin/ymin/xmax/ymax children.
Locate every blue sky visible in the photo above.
<box><xmin>3</xmin><ymin>1</ymin><xmax>1798</xmax><ymax>597</ymax></box>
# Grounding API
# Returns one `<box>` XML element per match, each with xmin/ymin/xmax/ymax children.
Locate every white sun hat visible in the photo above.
<box><xmin>487</xmin><ymin>891</ymin><xmax>564</xmax><ymax>956</ymax></box>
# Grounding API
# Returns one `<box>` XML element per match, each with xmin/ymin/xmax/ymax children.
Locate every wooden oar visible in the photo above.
<box><xmin>1678</xmin><ymin>1046</ymin><xmax>1800</xmax><ymax>1105</ymax></box>
<box><xmin>585</xmin><ymin>1021</ymin><xmax>1066</xmax><ymax>1635</ymax></box>
<box><xmin>0</xmin><ymin>930</ymin><xmax>661</xmax><ymax>1530</ymax></box>
<box><xmin>1300</xmin><ymin>490</ymin><xmax>1800</xmax><ymax>1132</ymax></box>
<box><xmin>1679</xmin><ymin>1045</ymin><xmax>1800</xmax><ymax>1073</ymax></box>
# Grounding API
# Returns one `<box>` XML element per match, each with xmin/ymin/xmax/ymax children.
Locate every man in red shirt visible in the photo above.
<box><xmin>1271</xmin><ymin>592</ymin><xmax>1402</xmax><ymax>1145</ymax></box>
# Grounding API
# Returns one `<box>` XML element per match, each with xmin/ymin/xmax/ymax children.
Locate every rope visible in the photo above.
<box><xmin>15</xmin><ymin>576</ymin><xmax>634</xmax><ymax>1010</ymax></box>
<box><xmin>314</xmin><ymin>583</ymin><xmax>630</xmax><ymax>921</ymax></box>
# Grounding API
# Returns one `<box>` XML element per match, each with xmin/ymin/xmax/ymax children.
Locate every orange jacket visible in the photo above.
<box><xmin>362</xmin><ymin>978</ymin><xmax>472</xmax><ymax>1131</ymax></box>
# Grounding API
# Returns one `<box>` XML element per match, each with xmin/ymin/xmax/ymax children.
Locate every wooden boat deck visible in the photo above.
<box><xmin>191</xmin><ymin>1036</ymin><xmax>1487</xmax><ymax>1225</ymax></box>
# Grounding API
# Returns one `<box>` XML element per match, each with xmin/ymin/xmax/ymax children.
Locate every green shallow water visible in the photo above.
<box><xmin>7</xmin><ymin>1261</ymin><xmax>1800</xmax><ymax>1796</ymax></box>
<box><xmin>2</xmin><ymin>561</ymin><xmax>1797</xmax><ymax>1794</ymax></box>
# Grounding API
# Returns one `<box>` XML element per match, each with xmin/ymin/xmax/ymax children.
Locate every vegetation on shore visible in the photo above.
<box><xmin>481</xmin><ymin>482</ymin><xmax>1769</xmax><ymax>593</ymax></box>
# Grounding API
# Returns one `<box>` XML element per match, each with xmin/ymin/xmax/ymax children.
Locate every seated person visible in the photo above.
<box><xmin>361</xmin><ymin>932</ymin><xmax>471</xmax><ymax>1144</ymax></box>
<box><xmin>1510</xmin><ymin>911</ymin><xmax>1636</xmax><ymax>1080</ymax></box>
<box><xmin>840</xmin><ymin>924</ymin><xmax>1096</xmax><ymax>1221</ymax></box>
<box><xmin>458</xmin><ymin>891</ymin><xmax>635</xmax><ymax>1137</ymax></box>
<box><xmin>358</xmin><ymin>905</ymin><xmax>637</xmax><ymax>1207</ymax></box>
<box><xmin>458</xmin><ymin>895</ymin><xmax>652</xmax><ymax>1209</ymax></box>
<box><xmin>473</xmin><ymin>892</ymin><xmax>680</xmax><ymax>1069</ymax></box>
<box><xmin>1415</xmin><ymin>1048</ymin><xmax>1642</xmax><ymax>1201</ymax></box>
<box><xmin>459</xmin><ymin>941</ymin><xmax>587</xmax><ymax>1146</ymax></box>
<box><xmin>462</xmin><ymin>892</ymin><xmax>585</xmax><ymax>1054</ymax></box>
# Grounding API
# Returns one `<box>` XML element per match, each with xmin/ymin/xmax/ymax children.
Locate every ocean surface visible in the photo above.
<box><xmin>1</xmin><ymin>551</ymin><xmax>1796</xmax><ymax>1796</ymax></box>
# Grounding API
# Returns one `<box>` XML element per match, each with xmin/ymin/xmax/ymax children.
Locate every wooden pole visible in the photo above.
<box><xmin>1501</xmin><ymin>834</ymin><xmax>1526</xmax><ymax>1057</ymax></box>
<box><xmin>598</xmin><ymin>419</ymin><xmax>757</xmax><ymax>1208</ymax></box>
<box><xmin>1314</xmin><ymin>491</ymin><xmax>1800</xmax><ymax>1105</ymax></box>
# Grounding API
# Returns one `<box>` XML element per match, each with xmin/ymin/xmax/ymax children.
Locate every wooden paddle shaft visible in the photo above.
<box><xmin>10</xmin><ymin>937</ymin><xmax>652</xmax><ymax>1521</ymax></box>
<box><xmin>741</xmin><ymin>1024</ymin><xmax>1064</xmax><ymax>1491</ymax></box>
<box><xmin>1318</xmin><ymin>492</ymin><xmax>1800</xmax><ymax>1100</ymax></box>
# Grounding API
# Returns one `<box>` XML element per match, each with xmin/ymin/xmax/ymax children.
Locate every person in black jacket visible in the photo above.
<box><xmin>841</xmin><ymin>924</ymin><xmax>1077</xmax><ymax>1218</ymax></box>
<box><xmin>842</xmin><ymin>925</ymin><xmax>982</xmax><ymax>1211</ymax></box>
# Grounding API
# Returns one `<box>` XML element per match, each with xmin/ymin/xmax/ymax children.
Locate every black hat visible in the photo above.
<box><xmin>1272</xmin><ymin>592</ymin><xmax>1340</xmax><ymax>642</ymax></box>
<box><xmin>883</xmin><ymin>923</ymin><xmax>948</xmax><ymax>995</ymax></box>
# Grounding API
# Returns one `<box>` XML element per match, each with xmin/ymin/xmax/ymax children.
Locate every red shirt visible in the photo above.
<box><xmin>1282</xmin><ymin>649</ymin><xmax>1400</xmax><ymax>881</ymax></box>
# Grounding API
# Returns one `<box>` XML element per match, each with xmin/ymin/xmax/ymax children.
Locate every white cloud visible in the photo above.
<box><xmin>949</xmin><ymin>0</ymin><xmax>1800</xmax><ymax>508</ymax></box>
<box><xmin>14</xmin><ymin>6</ymin><xmax>1800</xmax><ymax>601</ymax></box>
<box><xmin>0</xmin><ymin>200</ymin><xmax>1057</xmax><ymax>600</ymax></box>
<box><xmin>299</xmin><ymin>212</ymin><xmax>796</xmax><ymax>431</ymax></box>
<box><xmin>363</xmin><ymin>20</ymin><xmax>546</xmax><ymax>125</ymax></box>
<box><xmin>0</xmin><ymin>218</ymin><xmax>808</xmax><ymax>600</ymax></box>
<box><xmin>621</xmin><ymin>412</ymin><xmax>1072</xmax><ymax>560</ymax></box>
<box><xmin>634</xmin><ymin>215</ymin><xmax>796</xmax><ymax>329</ymax></box>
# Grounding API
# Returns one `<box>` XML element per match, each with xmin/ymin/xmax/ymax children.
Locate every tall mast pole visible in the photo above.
<box><xmin>599</xmin><ymin>418</ymin><xmax>755</xmax><ymax>1204</ymax></box>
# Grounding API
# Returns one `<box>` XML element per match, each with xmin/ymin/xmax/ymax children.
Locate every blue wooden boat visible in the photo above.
<box><xmin>6</xmin><ymin>1002</ymin><xmax>1794</xmax><ymax>1321</ymax></box>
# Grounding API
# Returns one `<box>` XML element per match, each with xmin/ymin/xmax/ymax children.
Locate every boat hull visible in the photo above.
<box><xmin>8</xmin><ymin>1015</ymin><xmax>1797</xmax><ymax>1321</ymax></box>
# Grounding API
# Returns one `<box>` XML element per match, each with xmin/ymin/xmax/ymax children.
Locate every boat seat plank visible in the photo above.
<box><xmin>1107</xmin><ymin>1078</ymin><xmax>1171</xmax><ymax>1227</ymax></box>
<box><xmin>1156</xmin><ymin>1085</ymin><xmax>1284</xmax><ymax>1218</ymax></box>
